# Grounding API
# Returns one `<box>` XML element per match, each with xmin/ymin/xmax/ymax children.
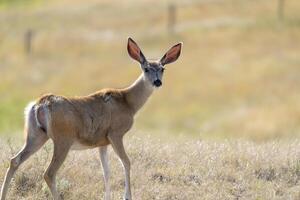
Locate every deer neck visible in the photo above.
<box><xmin>124</xmin><ymin>73</ymin><xmax>154</xmax><ymax>114</ymax></box>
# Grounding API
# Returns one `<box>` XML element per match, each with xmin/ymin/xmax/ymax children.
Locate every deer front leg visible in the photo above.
<box><xmin>99</xmin><ymin>146</ymin><xmax>111</xmax><ymax>200</ymax></box>
<box><xmin>44</xmin><ymin>140</ymin><xmax>71</xmax><ymax>200</ymax></box>
<box><xmin>108</xmin><ymin>136</ymin><xmax>131</xmax><ymax>200</ymax></box>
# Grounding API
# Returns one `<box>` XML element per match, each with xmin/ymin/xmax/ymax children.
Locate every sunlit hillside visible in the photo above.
<box><xmin>0</xmin><ymin>0</ymin><xmax>300</xmax><ymax>140</ymax></box>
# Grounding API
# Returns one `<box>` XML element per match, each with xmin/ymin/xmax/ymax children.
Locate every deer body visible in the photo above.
<box><xmin>0</xmin><ymin>38</ymin><xmax>181</xmax><ymax>200</ymax></box>
<box><xmin>37</xmin><ymin>74</ymin><xmax>152</xmax><ymax>150</ymax></box>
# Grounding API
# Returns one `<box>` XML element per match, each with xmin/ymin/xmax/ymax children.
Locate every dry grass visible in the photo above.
<box><xmin>1</xmin><ymin>134</ymin><xmax>300</xmax><ymax>200</ymax></box>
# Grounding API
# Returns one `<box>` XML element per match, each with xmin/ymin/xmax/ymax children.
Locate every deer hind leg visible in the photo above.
<box><xmin>0</xmin><ymin>129</ymin><xmax>48</xmax><ymax>200</ymax></box>
<box><xmin>44</xmin><ymin>140</ymin><xmax>71</xmax><ymax>200</ymax></box>
<box><xmin>108</xmin><ymin>136</ymin><xmax>131</xmax><ymax>200</ymax></box>
<box><xmin>99</xmin><ymin>146</ymin><xmax>111</xmax><ymax>200</ymax></box>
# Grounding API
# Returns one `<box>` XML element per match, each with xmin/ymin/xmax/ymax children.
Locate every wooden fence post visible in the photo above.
<box><xmin>168</xmin><ymin>3</ymin><xmax>176</xmax><ymax>35</ymax></box>
<box><xmin>24</xmin><ymin>29</ymin><xmax>34</xmax><ymax>56</ymax></box>
<box><xmin>278</xmin><ymin>0</ymin><xmax>285</xmax><ymax>20</ymax></box>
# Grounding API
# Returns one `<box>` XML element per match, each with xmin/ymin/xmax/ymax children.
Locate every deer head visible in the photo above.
<box><xmin>127</xmin><ymin>37</ymin><xmax>182</xmax><ymax>88</ymax></box>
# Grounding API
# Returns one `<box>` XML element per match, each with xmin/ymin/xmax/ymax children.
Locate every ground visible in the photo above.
<box><xmin>1</xmin><ymin>134</ymin><xmax>300</xmax><ymax>199</ymax></box>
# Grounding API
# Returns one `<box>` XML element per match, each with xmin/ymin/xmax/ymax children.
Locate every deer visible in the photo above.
<box><xmin>0</xmin><ymin>37</ymin><xmax>182</xmax><ymax>200</ymax></box>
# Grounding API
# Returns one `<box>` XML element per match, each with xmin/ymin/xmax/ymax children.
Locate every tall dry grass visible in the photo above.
<box><xmin>1</xmin><ymin>134</ymin><xmax>300</xmax><ymax>199</ymax></box>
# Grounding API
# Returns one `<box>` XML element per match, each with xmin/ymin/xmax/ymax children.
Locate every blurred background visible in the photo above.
<box><xmin>0</xmin><ymin>0</ymin><xmax>300</xmax><ymax>141</ymax></box>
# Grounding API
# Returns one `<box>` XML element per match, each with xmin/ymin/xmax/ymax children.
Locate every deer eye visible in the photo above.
<box><xmin>144</xmin><ymin>68</ymin><xmax>149</xmax><ymax>73</ymax></box>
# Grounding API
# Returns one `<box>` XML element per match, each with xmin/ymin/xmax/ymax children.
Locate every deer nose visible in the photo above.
<box><xmin>153</xmin><ymin>79</ymin><xmax>162</xmax><ymax>87</ymax></box>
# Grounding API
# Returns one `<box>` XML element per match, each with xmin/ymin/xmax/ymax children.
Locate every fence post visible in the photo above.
<box><xmin>168</xmin><ymin>3</ymin><xmax>176</xmax><ymax>35</ymax></box>
<box><xmin>24</xmin><ymin>29</ymin><xmax>34</xmax><ymax>56</ymax></box>
<box><xmin>278</xmin><ymin>0</ymin><xmax>285</xmax><ymax>20</ymax></box>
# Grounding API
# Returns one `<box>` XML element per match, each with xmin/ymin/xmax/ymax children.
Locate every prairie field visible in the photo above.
<box><xmin>1</xmin><ymin>0</ymin><xmax>300</xmax><ymax>199</ymax></box>
<box><xmin>1</xmin><ymin>135</ymin><xmax>300</xmax><ymax>200</ymax></box>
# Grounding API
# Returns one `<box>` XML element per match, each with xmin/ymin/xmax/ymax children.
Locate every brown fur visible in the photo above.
<box><xmin>35</xmin><ymin>87</ymin><xmax>137</xmax><ymax>148</ymax></box>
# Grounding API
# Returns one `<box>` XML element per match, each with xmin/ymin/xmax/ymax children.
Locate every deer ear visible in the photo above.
<box><xmin>127</xmin><ymin>37</ymin><xmax>146</xmax><ymax>64</ymax></box>
<box><xmin>160</xmin><ymin>43</ymin><xmax>182</xmax><ymax>66</ymax></box>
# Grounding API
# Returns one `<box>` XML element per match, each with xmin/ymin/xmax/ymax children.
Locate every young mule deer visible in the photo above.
<box><xmin>0</xmin><ymin>38</ymin><xmax>182</xmax><ymax>200</ymax></box>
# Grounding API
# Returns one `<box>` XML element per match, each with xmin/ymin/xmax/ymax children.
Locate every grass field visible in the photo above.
<box><xmin>1</xmin><ymin>0</ymin><xmax>300</xmax><ymax>199</ymax></box>
<box><xmin>1</xmin><ymin>135</ymin><xmax>300</xmax><ymax>199</ymax></box>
